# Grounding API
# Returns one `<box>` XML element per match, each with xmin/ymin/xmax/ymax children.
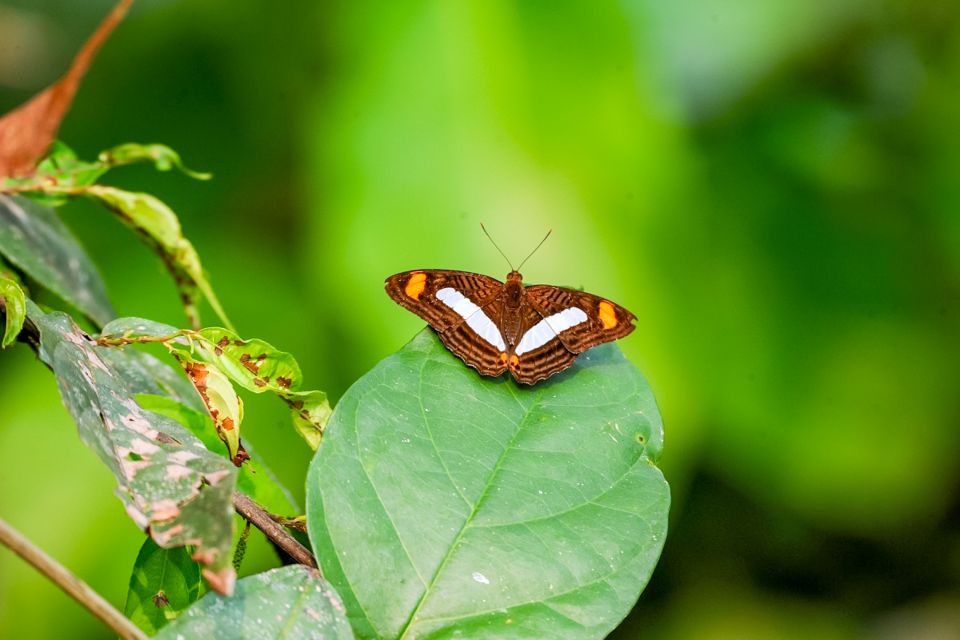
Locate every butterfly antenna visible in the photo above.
<box><xmin>516</xmin><ymin>229</ymin><xmax>552</xmax><ymax>272</ymax></box>
<box><xmin>481</xmin><ymin>223</ymin><xmax>515</xmax><ymax>271</ymax></box>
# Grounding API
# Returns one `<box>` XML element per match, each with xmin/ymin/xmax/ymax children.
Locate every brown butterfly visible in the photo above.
<box><xmin>385</xmin><ymin>229</ymin><xmax>636</xmax><ymax>384</ymax></box>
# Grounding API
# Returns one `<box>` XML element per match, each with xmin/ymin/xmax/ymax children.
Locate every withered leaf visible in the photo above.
<box><xmin>0</xmin><ymin>0</ymin><xmax>132</xmax><ymax>178</ymax></box>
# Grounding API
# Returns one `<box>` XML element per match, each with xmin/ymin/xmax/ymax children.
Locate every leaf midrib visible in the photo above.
<box><xmin>395</xmin><ymin>370</ymin><xmax>544</xmax><ymax>640</ymax></box>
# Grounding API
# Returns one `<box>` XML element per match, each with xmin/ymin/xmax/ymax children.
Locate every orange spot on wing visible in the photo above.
<box><xmin>499</xmin><ymin>352</ymin><xmax>508</xmax><ymax>364</ymax></box>
<box><xmin>404</xmin><ymin>272</ymin><xmax>427</xmax><ymax>300</ymax></box>
<box><xmin>509</xmin><ymin>354</ymin><xmax>519</xmax><ymax>370</ymax></box>
<box><xmin>598</xmin><ymin>301</ymin><xmax>617</xmax><ymax>329</ymax></box>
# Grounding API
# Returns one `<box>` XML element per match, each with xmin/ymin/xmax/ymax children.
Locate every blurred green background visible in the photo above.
<box><xmin>1</xmin><ymin>0</ymin><xmax>959</xmax><ymax>638</ymax></box>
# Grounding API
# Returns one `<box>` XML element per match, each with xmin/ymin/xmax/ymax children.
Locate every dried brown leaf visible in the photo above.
<box><xmin>0</xmin><ymin>0</ymin><xmax>132</xmax><ymax>177</ymax></box>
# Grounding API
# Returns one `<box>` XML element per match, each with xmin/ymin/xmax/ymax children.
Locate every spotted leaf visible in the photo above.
<box><xmin>28</xmin><ymin>301</ymin><xmax>237</xmax><ymax>594</ymax></box>
<box><xmin>137</xmin><ymin>394</ymin><xmax>298</xmax><ymax>514</ymax></box>
<box><xmin>191</xmin><ymin>327</ymin><xmax>331</xmax><ymax>447</ymax></box>
<box><xmin>172</xmin><ymin>351</ymin><xmax>245</xmax><ymax>465</ymax></box>
<box><xmin>83</xmin><ymin>185</ymin><xmax>230</xmax><ymax>330</ymax></box>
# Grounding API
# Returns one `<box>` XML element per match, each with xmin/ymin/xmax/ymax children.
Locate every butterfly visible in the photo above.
<box><xmin>384</xmin><ymin>230</ymin><xmax>636</xmax><ymax>385</ymax></box>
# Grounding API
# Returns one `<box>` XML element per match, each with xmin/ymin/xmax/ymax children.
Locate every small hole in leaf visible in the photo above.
<box><xmin>634</xmin><ymin>433</ymin><xmax>646</xmax><ymax>445</ymax></box>
<box><xmin>127</xmin><ymin>452</ymin><xmax>143</xmax><ymax>461</ymax></box>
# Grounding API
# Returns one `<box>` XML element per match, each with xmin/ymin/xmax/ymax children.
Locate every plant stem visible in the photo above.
<box><xmin>0</xmin><ymin>517</ymin><xmax>148</xmax><ymax>640</ymax></box>
<box><xmin>232</xmin><ymin>493</ymin><xmax>319</xmax><ymax>571</ymax></box>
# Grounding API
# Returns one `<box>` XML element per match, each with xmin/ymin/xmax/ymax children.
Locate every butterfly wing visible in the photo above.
<box><xmin>385</xmin><ymin>269</ymin><xmax>509</xmax><ymax>376</ymax></box>
<box><xmin>509</xmin><ymin>311</ymin><xmax>580</xmax><ymax>385</ymax></box>
<box><xmin>523</xmin><ymin>285</ymin><xmax>636</xmax><ymax>354</ymax></box>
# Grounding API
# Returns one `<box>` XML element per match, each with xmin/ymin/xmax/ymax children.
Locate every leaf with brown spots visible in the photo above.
<box><xmin>172</xmin><ymin>352</ymin><xmax>245</xmax><ymax>465</ymax></box>
<box><xmin>28</xmin><ymin>301</ymin><xmax>238</xmax><ymax>595</ymax></box>
<box><xmin>281</xmin><ymin>390</ymin><xmax>332</xmax><ymax>450</ymax></box>
<box><xmin>191</xmin><ymin>328</ymin><xmax>332</xmax><ymax>448</ymax></box>
<box><xmin>136</xmin><ymin>394</ymin><xmax>299</xmax><ymax>515</ymax></box>
<box><xmin>98</xmin><ymin>320</ymin><xmax>333</xmax><ymax>448</ymax></box>
<box><xmin>84</xmin><ymin>186</ymin><xmax>231</xmax><ymax>331</ymax></box>
<box><xmin>0</xmin><ymin>0</ymin><xmax>132</xmax><ymax>178</ymax></box>
<box><xmin>192</xmin><ymin>328</ymin><xmax>302</xmax><ymax>393</ymax></box>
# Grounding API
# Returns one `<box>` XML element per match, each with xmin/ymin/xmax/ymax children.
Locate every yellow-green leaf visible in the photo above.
<box><xmin>99</xmin><ymin>143</ymin><xmax>211</xmax><ymax>180</ymax></box>
<box><xmin>84</xmin><ymin>186</ymin><xmax>231</xmax><ymax>330</ymax></box>
<box><xmin>172</xmin><ymin>351</ymin><xmax>245</xmax><ymax>464</ymax></box>
<box><xmin>0</xmin><ymin>274</ymin><xmax>25</xmax><ymax>348</ymax></box>
<box><xmin>282</xmin><ymin>390</ymin><xmax>331</xmax><ymax>450</ymax></box>
<box><xmin>191</xmin><ymin>327</ymin><xmax>331</xmax><ymax>446</ymax></box>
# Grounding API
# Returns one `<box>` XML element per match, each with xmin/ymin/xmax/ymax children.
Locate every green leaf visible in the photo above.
<box><xmin>27</xmin><ymin>301</ymin><xmax>238</xmax><ymax>593</ymax></box>
<box><xmin>307</xmin><ymin>329</ymin><xmax>669</xmax><ymax>639</ymax></box>
<box><xmin>0</xmin><ymin>274</ymin><xmax>25</xmax><ymax>347</ymax></box>
<box><xmin>0</xmin><ymin>195</ymin><xmax>114</xmax><ymax>326</ymax></box>
<box><xmin>2</xmin><ymin>142</ymin><xmax>108</xmax><ymax>207</ymax></box>
<box><xmin>138</xmin><ymin>394</ymin><xmax>299</xmax><ymax>514</ymax></box>
<box><xmin>83</xmin><ymin>185</ymin><xmax>231</xmax><ymax>330</ymax></box>
<box><xmin>155</xmin><ymin>565</ymin><xmax>354</xmax><ymax>640</ymax></box>
<box><xmin>100</xmin><ymin>317</ymin><xmax>181</xmax><ymax>341</ymax></box>
<box><xmin>124</xmin><ymin>537</ymin><xmax>202</xmax><ymax>635</ymax></box>
<box><xmin>35</xmin><ymin>141</ymin><xmax>109</xmax><ymax>189</ymax></box>
<box><xmin>3</xmin><ymin>142</ymin><xmax>208</xmax><ymax>205</ymax></box>
<box><xmin>98</xmin><ymin>347</ymin><xmax>205</xmax><ymax>413</ymax></box>
<box><xmin>99</xmin><ymin>143</ymin><xmax>212</xmax><ymax>180</ymax></box>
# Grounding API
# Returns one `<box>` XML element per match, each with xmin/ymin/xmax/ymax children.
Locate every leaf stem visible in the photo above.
<box><xmin>96</xmin><ymin>332</ymin><xmax>185</xmax><ymax>347</ymax></box>
<box><xmin>0</xmin><ymin>516</ymin><xmax>148</xmax><ymax>640</ymax></box>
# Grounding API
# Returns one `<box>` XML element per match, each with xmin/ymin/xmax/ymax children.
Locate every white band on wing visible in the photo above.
<box><xmin>436</xmin><ymin>287</ymin><xmax>507</xmax><ymax>351</ymax></box>
<box><xmin>515</xmin><ymin>307</ymin><xmax>588</xmax><ymax>356</ymax></box>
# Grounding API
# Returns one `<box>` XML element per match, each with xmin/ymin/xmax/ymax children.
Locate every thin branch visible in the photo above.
<box><xmin>232</xmin><ymin>493</ymin><xmax>318</xmax><ymax>571</ymax></box>
<box><xmin>0</xmin><ymin>517</ymin><xmax>148</xmax><ymax>640</ymax></box>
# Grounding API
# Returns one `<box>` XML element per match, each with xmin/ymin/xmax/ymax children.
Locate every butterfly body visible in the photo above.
<box><xmin>385</xmin><ymin>269</ymin><xmax>636</xmax><ymax>385</ymax></box>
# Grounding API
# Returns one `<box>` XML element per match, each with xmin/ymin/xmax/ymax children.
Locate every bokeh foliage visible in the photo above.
<box><xmin>0</xmin><ymin>0</ymin><xmax>958</xmax><ymax>638</ymax></box>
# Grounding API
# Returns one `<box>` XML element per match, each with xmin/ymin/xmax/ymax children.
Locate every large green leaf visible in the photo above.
<box><xmin>124</xmin><ymin>537</ymin><xmax>202</xmax><ymax>635</ymax></box>
<box><xmin>307</xmin><ymin>329</ymin><xmax>669</xmax><ymax>639</ymax></box>
<box><xmin>155</xmin><ymin>565</ymin><xmax>355</xmax><ymax>640</ymax></box>
<box><xmin>0</xmin><ymin>195</ymin><xmax>114</xmax><ymax>325</ymax></box>
<box><xmin>27</xmin><ymin>302</ymin><xmax>238</xmax><ymax>593</ymax></box>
